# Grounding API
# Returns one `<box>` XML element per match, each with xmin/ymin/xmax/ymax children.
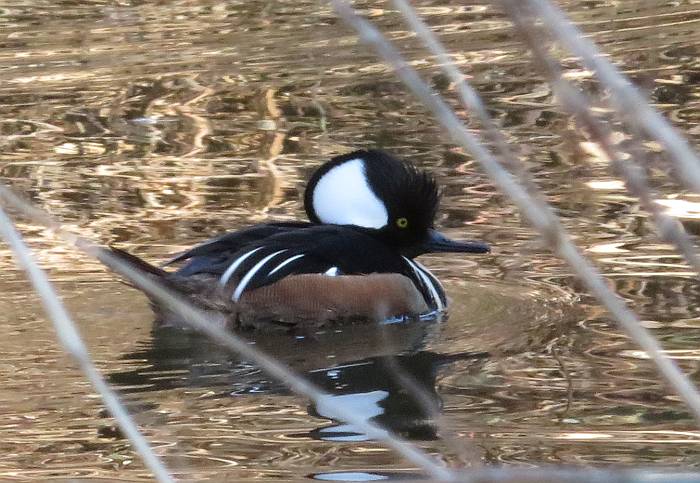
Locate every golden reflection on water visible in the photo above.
<box><xmin>1</xmin><ymin>0</ymin><xmax>700</xmax><ymax>480</ymax></box>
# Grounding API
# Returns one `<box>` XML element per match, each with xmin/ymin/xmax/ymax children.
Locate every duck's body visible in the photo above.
<box><xmin>107</xmin><ymin>150</ymin><xmax>489</xmax><ymax>331</ymax></box>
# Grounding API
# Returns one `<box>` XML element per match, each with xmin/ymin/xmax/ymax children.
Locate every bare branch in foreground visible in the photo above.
<box><xmin>5</xmin><ymin>193</ymin><xmax>697</xmax><ymax>483</ymax></box>
<box><xmin>450</xmin><ymin>467</ymin><xmax>700</xmax><ymax>483</ymax></box>
<box><xmin>0</xmin><ymin>207</ymin><xmax>175</xmax><ymax>483</ymax></box>
<box><xmin>391</xmin><ymin>0</ymin><xmax>542</xmax><ymax>201</ymax></box>
<box><xmin>0</xmin><ymin>186</ymin><xmax>457</xmax><ymax>482</ymax></box>
<box><xmin>502</xmin><ymin>1</ymin><xmax>700</xmax><ymax>275</ymax></box>
<box><xmin>378</xmin><ymin>326</ymin><xmax>485</xmax><ymax>466</ymax></box>
<box><xmin>395</xmin><ymin>0</ymin><xmax>700</xmax><ymax>277</ymax></box>
<box><xmin>523</xmin><ymin>0</ymin><xmax>700</xmax><ymax>194</ymax></box>
<box><xmin>330</xmin><ymin>0</ymin><xmax>700</xmax><ymax>426</ymax></box>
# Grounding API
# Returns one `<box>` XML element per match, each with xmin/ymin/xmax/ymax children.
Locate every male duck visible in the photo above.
<box><xmin>106</xmin><ymin>150</ymin><xmax>489</xmax><ymax>330</ymax></box>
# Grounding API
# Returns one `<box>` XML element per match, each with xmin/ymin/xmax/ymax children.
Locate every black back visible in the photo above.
<box><xmin>166</xmin><ymin>222</ymin><xmax>311</xmax><ymax>276</ymax></box>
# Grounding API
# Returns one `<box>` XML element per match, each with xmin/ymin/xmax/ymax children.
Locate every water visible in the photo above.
<box><xmin>1</xmin><ymin>0</ymin><xmax>700</xmax><ymax>480</ymax></box>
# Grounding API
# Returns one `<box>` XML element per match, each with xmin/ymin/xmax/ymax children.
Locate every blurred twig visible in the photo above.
<box><xmin>442</xmin><ymin>468</ymin><xmax>700</xmax><ymax>483</ymax></box>
<box><xmin>391</xmin><ymin>0</ymin><xmax>541</xmax><ymax>200</ymax></box>
<box><xmin>379</xmin><ymin>326</ymin><xmax>485</xmax><ymax>466</ymax></box>
<box><xmin>0</xmin><ymin>186</ymin><xmax>457</xmax><ymax>482</ymax></box>
<box><xmin>521</xmin><ymin>0</ymin><xmax>700</xmax><ymax>194</ymax></box>
<box><xmin>0</xmin><ymin>207</ymin><xmax>174</xmax><ymax>483</ymax></box>
<box><xmin>502</xmin><ymin>0</ymin><xmax>700</xmax><ymax>275</ymax></box>
<box><xmin>330</xmin><ymin>0</ymin><xmax>700</xmax><ymax>426</ymax></box>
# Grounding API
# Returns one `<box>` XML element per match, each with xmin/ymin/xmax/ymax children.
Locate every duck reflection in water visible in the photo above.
<box><xmin>109</xmin><ymin>322</ymin><xmax>487</xmax><ymax>441</ymax></box>
<box><xmin>305</xmin><ymin>350</ymin><xmax>486</xmax><ymax>441</ymax></box>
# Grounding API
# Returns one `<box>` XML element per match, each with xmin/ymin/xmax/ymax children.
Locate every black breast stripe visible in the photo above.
<box><xmin>413</xmin><ymin>259</ymin><xmax>447</xmax><ymax>309</ymax></box>
<box><xmin>401</xmin><ymin>256</ymin><xmax>446</xmax><ymax>311</ymax></box>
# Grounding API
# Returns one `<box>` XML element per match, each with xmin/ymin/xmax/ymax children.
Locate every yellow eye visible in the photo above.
<box><xmin>396</xmin><ymin>217</ymin><xmax>409</xmax><ymax>229</ymax></box>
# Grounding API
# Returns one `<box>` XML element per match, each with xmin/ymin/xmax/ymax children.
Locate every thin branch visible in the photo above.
<box><xmin>391</xmin><ymin>0</ymin><xmax>541</xmax><ymax>199</ymax></box>
<box><xmin>502</xmin><ymin>1</ymin><xmax>700</xmax><ymax>275</ymax></box>
<box><xmin>0</xmin><ymin>186</ymin><xmax>458</xmax><ymax>482</ymax></box>
<box><xmin>451</xmin><ymin>467</ymin><xmax>700</xmax><ymax>483</ymax></box>
<box><xmin>0</xmin><ymin>207</ymin><xmax>174</xmax><ymax>483</ymax></box>
<box><xmin>523</xmin><ymin>0</ymin><xmax>700</xmax><ymax>194</ymax></box>
<box><xmin>397</xmin><ymin>0</ymin><xmax>699</xmax><ymax>427</ymax></box>
<box><xmin>330</xmin><ymin>0</ymin><xmax>700</xmax><ymax>426</ymax></box>
<box><xmin>395</xmin><ymin>0</ymin><xmax>700</xmax><ymax>277</ymax></box>
<box><xmin>379</xmin><ymin>326</ymin><xmax>485</xmax><ymax>466</ymax></box>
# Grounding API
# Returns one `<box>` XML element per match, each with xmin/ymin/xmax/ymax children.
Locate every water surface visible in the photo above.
<box><xmin>1</xmin><ymin>0</ymin><xmax>700</xmax><ymax>480</ymax></box>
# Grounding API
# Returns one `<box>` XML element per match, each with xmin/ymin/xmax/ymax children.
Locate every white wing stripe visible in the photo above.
<box><xmin>219</xmin><ymin>246</ymin><xmax>264</xmax><ymax>286</ymax></box>
<box><xmin>233</xmin><ymin>249</ymin><xmax>288</xmax><ymax>301</ymax></box>
<box><xmin>268</xmin><ymin>253</ymin><xmax>305</xmax><ymax>276</ymax></box>
<box><xmin>402</xmin><ymin>257</ymin><xmax>444</xmax><ymax>311</ymax></box>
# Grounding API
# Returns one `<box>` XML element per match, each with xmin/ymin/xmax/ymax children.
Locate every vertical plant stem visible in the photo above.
<box><xmin>0</xmin><ymin>207</ymin><xmax>174</xmax><ymax>483</ymax></box>
<box><xmin>330</xmin><ymin>0</ymin><xmax>700</xmax><ymax>426</ymax></box>
<box><xmin>502</xmin><ymin>1</ymin><xmax>700</xmax><ymax>275</ymax></box>
<box><xmin>524</xmin><ymin>0</ymin><xmax>700</xmax><ymax>193</ymax></box>
<box><xmin>0</xmin><ymin>185</ymin><xmax>457</xmax><ymax>482</ymax></box>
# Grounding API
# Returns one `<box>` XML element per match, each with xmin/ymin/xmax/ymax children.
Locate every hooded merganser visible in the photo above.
<box><xmin>106</xmin><ymin>150</ymin><xmax>489</xmax><ymax>330</ymax></box>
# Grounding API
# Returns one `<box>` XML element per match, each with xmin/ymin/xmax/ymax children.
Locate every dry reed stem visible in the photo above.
<box><xmin>0</xmin><ymin>207</ymin><xmax>174</xmax><ymax>483</ymax></box>
<box><xmin>502</xmin><ymin>1</ymin><xmax>700</xmax><ymax>275</ymax></box>
<box><xmin>391</xmin><ymin>0</ymin><xmax>542</xmax><ymax>201</ymax></box>
<box><xmin>431</xmin><ymin>468</ymin><xmax>700</xmax><ymax>483</ymax></box>
<box><xmin>330</xmin><ymin>0</ymin><xmax>700</xmax><ymax>426</ymax></box>
<box><xmin>523</xmin><ymin>0</ymin><xmax>700</xmax><ymax>193</ymax></box>
<box><xmin>0</xmin><ymin>186</ymin><xmax>458</xmax><ymax>482</ymax></box>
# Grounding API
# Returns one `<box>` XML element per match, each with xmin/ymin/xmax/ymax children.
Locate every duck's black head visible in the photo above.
<box><xmin>304</xmin><ymin>150</ymin><xmax>489</xmax><ymax>257</ymax></box>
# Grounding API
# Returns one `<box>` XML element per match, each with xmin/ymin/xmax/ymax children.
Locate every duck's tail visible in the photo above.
<box><xmin>92</xmin><ymin>246</ymin><xmax>189</xmax><ymax>306</ymax></box>
<box><xmin>95</xmin><ymin>246</ymin><xmax>235</xmax><ymax>329</ymax></box>
<box><xmin>94</xmin><ymin>246</ymin><xmax>168</xmax><ymax>283</ymax></box>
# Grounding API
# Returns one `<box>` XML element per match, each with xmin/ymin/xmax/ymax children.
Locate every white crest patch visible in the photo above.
<box><xmin>312</xmin><ymin>158</ymin><xmax>389</xmax><ymax>229</ymax></box>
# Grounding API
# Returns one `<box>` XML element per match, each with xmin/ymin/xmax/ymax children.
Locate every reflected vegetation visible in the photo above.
<box><xmin>1</xmin><ymin>0</ymin><xmax>700</xmax><ymax>480</ymax></box>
